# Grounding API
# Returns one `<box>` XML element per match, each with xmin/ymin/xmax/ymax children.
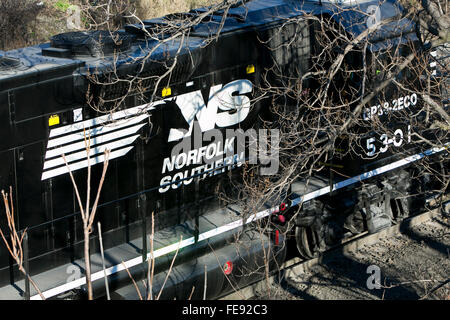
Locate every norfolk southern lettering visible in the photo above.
<box><xmin>159</xmin><ymin>137</ymin><xmax>244</xmax><ymax>193</ymax></box>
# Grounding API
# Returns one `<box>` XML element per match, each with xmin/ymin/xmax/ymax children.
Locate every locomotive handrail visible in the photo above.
<box><xmin>15</xmin><ymin>138</ymin><xmax>450</xmax><ymax>234</ymax></box>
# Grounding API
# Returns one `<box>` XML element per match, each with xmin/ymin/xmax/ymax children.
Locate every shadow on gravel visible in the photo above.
<box><xmin>273</xmin><ymin>247</ymin><xmax>422</xmax><ymax>300</ymax></box>
<box><xmin>434</xmin><ymin>219</ymin><xmax>450</xmax><ymax>229</ymax></box>
<box><xmin>400</xmin><ymin>219</ymin><xmax>449</xmax><ymax>257</ymax></box>
<box><xmin>274</xmin><ymin>271</ymin><xmax>318</xmax><ymax>300</ymax></box>
<box><xmin>318</xmin><ymin>249</ymin><xmax>421</xmax><ymax>300</ymax></box>
<box><xmin>270</xmin><ymin>214</ymin><xmax>449</xmax><ymax>300</ymax></box>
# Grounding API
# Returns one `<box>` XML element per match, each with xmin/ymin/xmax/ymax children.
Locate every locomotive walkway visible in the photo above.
<box><xmin>0</xmin><ymin>201</ymin><xmax>245</xmax><ymax>300</ymax></box>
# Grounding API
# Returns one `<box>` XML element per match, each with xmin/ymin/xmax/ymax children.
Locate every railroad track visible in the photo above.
<box><xmin>219</xmin><ymin>196</ymin><xmax>450</xmax><ymax>300</ymax></box>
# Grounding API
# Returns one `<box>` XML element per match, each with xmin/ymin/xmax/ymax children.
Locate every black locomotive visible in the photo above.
<box><xmin>0</xmin><ymin>0</ymin><xmax>447</xmax><ymax>299</ymax></box>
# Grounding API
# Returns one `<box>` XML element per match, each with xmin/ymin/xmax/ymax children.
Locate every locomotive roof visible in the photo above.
<box><xmin>0</xmin><ymin>0</ymin><xmax>415</xmax><ymax>89</ymax></box>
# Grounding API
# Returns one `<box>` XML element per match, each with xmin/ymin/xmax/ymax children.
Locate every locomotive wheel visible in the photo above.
<box><xmin>295</xmin><ymin>225</ymin><xmax>321</xmax><ymax>260</ymax></box>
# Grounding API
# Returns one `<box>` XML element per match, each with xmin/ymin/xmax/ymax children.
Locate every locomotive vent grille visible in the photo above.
<box><xmin>0</xmin><ymin>56</ymin><xmax>22</xmax><ymax>71</ymax></box>
<box><xmin>42</xmin><ymin>30</ymin><xmax>135</xmax><ymax>58</ymax></box>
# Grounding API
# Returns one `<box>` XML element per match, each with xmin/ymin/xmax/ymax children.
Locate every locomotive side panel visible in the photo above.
<box><xmin>0</xmin><ymin>0</ymin><xmax>447</xmax><ymax>298</ymax></box>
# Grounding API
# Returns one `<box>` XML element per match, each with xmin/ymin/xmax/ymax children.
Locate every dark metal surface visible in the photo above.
<box><xmin>0</xmin><ymin>0</ymin><xmax>443</xmax><ymax>299</ymax></box>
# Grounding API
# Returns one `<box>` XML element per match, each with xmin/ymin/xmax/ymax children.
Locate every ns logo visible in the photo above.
<box><xmin>41</xmin><ymin>79</ymin><xmax>254</xmax><ymax>180</ymax></box>
<box><xmin>165</xmin><ymin>79</ymin><xmax>253</xmax><ymax>142</ymax></box>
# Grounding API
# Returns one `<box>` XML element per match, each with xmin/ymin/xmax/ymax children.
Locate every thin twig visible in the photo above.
<box><xmin>62</xmin><ymin>127</ymin><xmax>111</xmax><ymax>300</ymax></box>
<box><xmin>203</xmin><ymin>265</ymin><xmax>207</xmax><ymax>300</ymax></box>
<box><xmin>188</xmin><ymin>286</ymin><xmax>196</xmax><ymax>300</ymax></box>
<box><xmin>147</xmin><ymin>211</ymin><xmax>155</xmax><ymax>300</ymax></box>
<box><xmin>97</xmin><ymin>222</ymin><xmax>110</xmax><ymax>300</ymax></box>
<box><xmin>156</xmin><ymin>235</ymin><xmax>183</xmax><ymax>300</ymax></box>
<box><xmin>121</xmin><ymin>261</ymin><xmax>143</xmax><ymax>300</ymax></box>
<box><xmin>0</xmin><ymin>188</ymin><xmax>45</xmax><ymax>300</ymax></box>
